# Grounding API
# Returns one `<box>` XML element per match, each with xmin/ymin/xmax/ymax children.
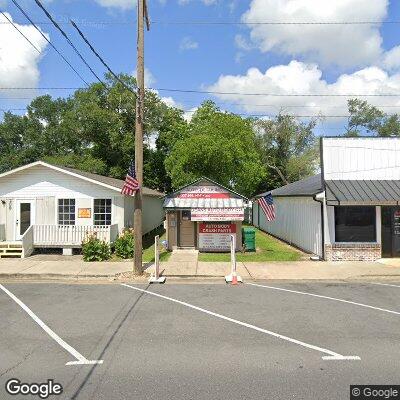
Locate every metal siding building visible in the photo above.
<box><xmin>254</xmin><ymin>137</ymin><xmax>400</xmax><ymax>261</ymax></box>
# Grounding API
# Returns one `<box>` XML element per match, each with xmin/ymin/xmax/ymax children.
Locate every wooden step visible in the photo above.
<box><xmin>0</xmin><ymin>242</ymin><xmax>23</xmax><ymax>258</ymax></box>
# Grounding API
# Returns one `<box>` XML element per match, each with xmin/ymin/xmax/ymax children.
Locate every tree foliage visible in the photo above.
<box><xmin>346</xmin><ymin>99</ymin><xmax>400</xmax><ymax>137</ymax></box>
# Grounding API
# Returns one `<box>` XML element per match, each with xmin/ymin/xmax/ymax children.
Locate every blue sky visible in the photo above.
<box><xmin>2</xmin><ymin>0</ymin><xmax>400</xmax><ymax>135</ymax></box>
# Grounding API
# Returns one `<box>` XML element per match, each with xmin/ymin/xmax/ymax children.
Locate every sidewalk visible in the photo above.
<box><xmin>1</xmin><ymin>256</ymin><xmax>400</xmax><ymax>281</ymax></box>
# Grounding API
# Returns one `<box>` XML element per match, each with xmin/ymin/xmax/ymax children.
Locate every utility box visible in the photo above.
<box><xmin>242</xmin><ymin>227</ymin><xmax>256</xmax><ymax>252</ymax></box>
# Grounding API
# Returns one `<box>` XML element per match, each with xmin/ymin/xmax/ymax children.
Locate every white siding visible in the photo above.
<box><xmin>0</xmin><ymin>165</ymin><xmax>117</xmax><ymax>199</ymax></box>
<box><xmin>323</xmin><ymin>137</ymin><xmax>400</xmax><ymax>180</ymax></box>
<box><xmin>36</xmin><ymin>197</ymin><xmax>55</xmax><ymax>225</ymax></box>
<box><xmin>142</xmin><ymin>195</ymin><xmax>164</xmax><ymax>234</ymax></box>
<box><xmin>253</xmin><ymin>197</ymin><xmax>322</xmax><ymax>257</ymax></box>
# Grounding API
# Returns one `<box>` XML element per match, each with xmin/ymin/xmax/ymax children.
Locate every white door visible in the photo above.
<box><xmin>15</xmin><ymin>200</ymin><xmax>35</xmax><ymax>240</ymax></box>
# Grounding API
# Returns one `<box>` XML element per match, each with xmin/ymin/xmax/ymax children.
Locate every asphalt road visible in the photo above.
<box><xmin>0</xmin><ymin>280</ymin><xmax>399</xmax><ymax>400</ymax></box>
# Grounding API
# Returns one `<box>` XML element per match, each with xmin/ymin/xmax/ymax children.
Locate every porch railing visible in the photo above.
<box><xmin>33</xmin><ymin>224</ymin><xmax>119</xmax><ymax>246</ymax></box>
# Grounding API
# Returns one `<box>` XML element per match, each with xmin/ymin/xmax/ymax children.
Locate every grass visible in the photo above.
<box><xmin>142</xmin><ymin>232</ymin><xmax>171</xmax><ymax>263</ymax></box>
<box><xmin>198</xmin><ymin>227</ymin><xmax>303</xmax><ymax>262</ymax></box>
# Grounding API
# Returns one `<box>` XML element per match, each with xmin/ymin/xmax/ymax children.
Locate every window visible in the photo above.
<box><xmin>58</xmin><ymin>199</ymin><xmax>76</xmax><ymax>225</ymax></box>
<box><xmin>94</xmin><ymin>199</ymin><xmax>112</xmax><ymax>226</ymax></box>
<box><xmin>335</xmin><ymin>206</ymin><xmax>376</xmax><ymax>242</ymax></box>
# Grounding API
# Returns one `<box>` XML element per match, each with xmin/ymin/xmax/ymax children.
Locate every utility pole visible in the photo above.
<box><xmin>134</xmin><ymin>0</ymin><xmax>150</xmax><ymax>274</ymax></box>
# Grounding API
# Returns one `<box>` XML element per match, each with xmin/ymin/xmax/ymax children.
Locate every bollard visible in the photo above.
<box><xmin>149</xmin><ymin>235</ymin><xmax>166</xmax><ymax>284</ymax></box>
<box><xmin>225</xmin><ymin>234</ymin><xmax>243</xmax><ymax>284</ymax></box>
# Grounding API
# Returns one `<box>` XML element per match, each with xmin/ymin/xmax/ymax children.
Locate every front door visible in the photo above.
<box><xmin>179</xmin><ymin>210</ymin><xmax>195</xmax><ymax>247</ymax></box>
<box><xmin>15</xmin><ymin>200</ymin><xmax>35</xmax><ymax>240</ymax></box>
<box><xmin>382</xmin><ymin>206</ymin><xmax>400</xmax><ymax>257</ymax></box>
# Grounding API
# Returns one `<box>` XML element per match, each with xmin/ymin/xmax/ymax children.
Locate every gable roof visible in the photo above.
<box><xmin>166</xmin><ymin>177</ymin><xmax>248</xmax><ymax>200</ymax></box>
<box><xmin>254</xmin><ymin>174</ymin><xmax>323</xmax><ymax>198</ymax></box>
<box><xmin>0</xmin><ymin>161</ymin><xmax>164</xmax><ymax>197</ymax></box>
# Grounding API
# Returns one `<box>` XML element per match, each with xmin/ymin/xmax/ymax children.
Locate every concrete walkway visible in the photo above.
<box><xmin>1</xmin><ymin>255</ymin><xmax>400</xmax><ymax>281</ymax></box>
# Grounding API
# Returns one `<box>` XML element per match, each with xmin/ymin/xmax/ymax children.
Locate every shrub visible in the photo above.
<box><xmin>114</xmin><ymin>229</ymin><xmax>135</xmax><ymax>259</ymax></box>
<box><xmin>82</xmin><ymin>233</ymin><xmax>111</xmax><ymax>262</ymax></box>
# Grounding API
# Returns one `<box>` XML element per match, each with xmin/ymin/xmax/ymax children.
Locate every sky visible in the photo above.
<box><xmin>1</xmin><ymin>0</ymin><xmax>400</xmax><ymax>136</ymax></box>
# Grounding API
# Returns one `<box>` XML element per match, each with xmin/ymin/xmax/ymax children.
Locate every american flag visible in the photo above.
<box><xmin>121</xmin><ymin>161</ymin><xmax>140</xmax><ymax>195</ymax></box>
<box><xmin>258</xmin><ymin>193</ymin><xmax>276</xmax><ymax>221</ymax></box>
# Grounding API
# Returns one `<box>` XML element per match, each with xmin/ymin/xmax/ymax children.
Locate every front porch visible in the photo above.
<box><xmin>0</xmin><ymin>224</ymin><xmax>119</xmax><ymax>258</ymax></box>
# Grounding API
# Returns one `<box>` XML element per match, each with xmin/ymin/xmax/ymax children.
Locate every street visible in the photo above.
<box><xmin>0</xmin><ymin>280</ymin><xmax>399</xmax><ymax>399</ymax></box>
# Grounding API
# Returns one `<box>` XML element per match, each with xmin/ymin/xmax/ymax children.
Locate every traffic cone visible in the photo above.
<box><xmin>231</xmin><ymin>271</ymin><xmax>238</xmax><ymax>285</ymax></box>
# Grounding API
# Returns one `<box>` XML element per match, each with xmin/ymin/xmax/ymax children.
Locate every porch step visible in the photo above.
<box><xmin>0</xmin><ymin>242</ymin><xmax>23</xmax><ymax>258</ymax></box>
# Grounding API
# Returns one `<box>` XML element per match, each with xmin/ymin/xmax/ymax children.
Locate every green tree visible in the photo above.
<box><xmin>255</xmin><ymin>114</ymin><xmax>319</xmax><ymax>192</ymax></box>
<box><xmin>165</xmin><ymin>101</ymin><xmax>265</xmax><ymax>197</ymax></box>
<box><xmin>346</xmin><ymin>99</ymin><xmax>400</xmax><ymax>137</ymax></box>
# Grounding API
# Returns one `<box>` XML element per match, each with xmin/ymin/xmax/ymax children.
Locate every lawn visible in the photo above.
<box><xmin>142</xmin><ymin>232</ymin><xmax>171</xmax><ymax>263</ymax></box>
<box><xmin>198</xmin><ymin>227</ymin><xmax>303</xmax><ymax>262</ymax></box>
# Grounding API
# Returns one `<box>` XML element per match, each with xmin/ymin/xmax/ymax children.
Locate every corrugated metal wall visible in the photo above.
<box><xmin>253</xmin><ymin>196</ymin><xmax>322</xmax><ymax>257</ymax></box>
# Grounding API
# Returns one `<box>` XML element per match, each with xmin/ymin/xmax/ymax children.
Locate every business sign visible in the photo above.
<box><xmin>78</xmin><ymin>208</ymin><xmax>91</xmax><ymax>218</ymax></box>
<box><xmin>178</xmin><ymin>185</ymin><xmax>231</xmax><ymax>199</ymax></box>
<box><xmin>191</xmin><ymin>208</ymin><xmax>244</xmax><ymax>221</ymax></box>
<box><xmin>199</xmin><ymin>223</ymin><xmax>236</xmax><ymax>251</ymax></box>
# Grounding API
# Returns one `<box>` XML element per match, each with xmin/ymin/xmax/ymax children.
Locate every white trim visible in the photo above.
<box><xmin>15</xmin><ymin>199</ymin><xmax>35</xmax><ymax>240</ymax></box>
<box><xmin>0</xmin><ymin>161</ymin><xmax>121</xmax><ymax>193</ymax></box>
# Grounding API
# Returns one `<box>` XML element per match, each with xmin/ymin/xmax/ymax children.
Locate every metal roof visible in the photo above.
<box><xmin>325</xmin><ymin>180</ymin><xmax>400</xmax><ymax>205</ymax></box>
<box><xmin>255</xmin><ymin>174</ymin><xmax>323</xmax><ymax>198</ymax></box>
<box><xmin>163</xmin><ymin>197</ymin><xmax>245</xmax><ymax>209</ymax></box>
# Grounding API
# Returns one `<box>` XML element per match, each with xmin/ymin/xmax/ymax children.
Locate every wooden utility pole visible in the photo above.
<box><xmin>134</xmin><ymin>0</ymin><xmax>149</xmax><ymax>274</ymax></box>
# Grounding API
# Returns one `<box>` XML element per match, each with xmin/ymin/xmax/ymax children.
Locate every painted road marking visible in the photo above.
<box><xmin>370</xmin><ymin>282</ymin><xmax>400</xmax><ymax>289</ymax></box>
<box><xmin>246</xmin><ymin>282</ymin><xmax>400</xmax><ymax>316</ymax></box>
<box><xmin>121</xmin><ymin>283</ymin><xmax>360</xmax><ymax>361</ymax></box>
<box><xmin>0</xmin><ymin>284</ymin><xmax>103</xmax><ymax>366</ymax></box>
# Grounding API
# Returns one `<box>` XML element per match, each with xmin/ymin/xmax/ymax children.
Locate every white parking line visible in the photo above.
<box><xmin>0</xmin><ymin>284</ymin><xmax>103</xmax><ymax>366</ymax></box>
<box><xmin>121</xmin><ymin>283</ymin><xmax>360</xmax><ymax>361</ymax></box>
<box><xmin>370</xmin><ymin>282</ymin><xmax>400</xmax><ymax>289</ymax></box>
<box><xmin>246</xmin><ymin>282</ymin><xmax>400</xmax><ymax>316</ymax></box>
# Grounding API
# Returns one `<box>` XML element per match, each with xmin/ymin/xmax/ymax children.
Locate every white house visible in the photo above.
<box><xmin>0</xmin><ymin>161</ymin><xmax>164</xmax><ymax>258</ymax></box>
<box><xmin>253</xmin><ymin>137</ymin><xmax>400</xmax><ymax>262</ymax></box>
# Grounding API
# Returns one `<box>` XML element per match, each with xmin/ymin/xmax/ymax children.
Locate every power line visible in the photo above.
<box><xmin>33</xmin><ymin>0</ymin><xmax>104</xmax><ymax>85</ymax></box>
<box><xmin>1</xmin><ymin>11</ymin><xmax>41</xmax><ymax>53</ymax></box>
<box><xmin>70</xmin><ymin>20</ymin><xmax>137</xmax><ymax>97</ymax></box>
<box><xmin>10</xmin><ymin>0</ymin><xmax>89</xmax><ymax>86</ymax></box>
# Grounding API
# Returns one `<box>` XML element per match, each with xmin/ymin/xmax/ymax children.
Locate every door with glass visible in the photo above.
<box><xmin>15</xmin><ymin>200</ymin><xmax>35</xmax><ymax>240</ymax></box>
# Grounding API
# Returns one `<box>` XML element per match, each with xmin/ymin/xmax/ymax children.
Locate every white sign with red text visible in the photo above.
<box><xmin>198</xmin><ymin>223</ymin><xmax>237</xmax><ymax>251</ymax></box>
<box><xmin>191</xmin><ymin>207</ymin><xmax>244</xmax><ymax>221</ymax></box>
<box><xmin>178</xmin><ymin>185</ymin><xmax>231</xmax><ymax>199</ymax></box>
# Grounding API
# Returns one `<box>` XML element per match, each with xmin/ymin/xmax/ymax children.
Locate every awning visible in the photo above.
<box><xmin>325</xmin><ymin>180</ymin><xmax>400</xmax><ymax>205</ymax></box>
<box><xmin>163</xmin><ymin>197</ymin><xmax>245</xmax><ymax>209</ymax></box>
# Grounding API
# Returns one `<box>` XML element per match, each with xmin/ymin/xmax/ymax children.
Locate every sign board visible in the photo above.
<box><xmin>199</xmin><ymin>223</ymin><xmax>236</xmax><ymax>251</ymax></box>
<box><xmin>78</xmin><ymin>208</ymin><xmax>91</xmax><ymax>218</ymax></box>
<box><xmin>191</xmin><ymin>208</ymin><xmax>244</xmax><ymax>221</ymax></box>
<box><xmin>178</xmin><ymin>185</ymin><xmax>231</xmax><ymax>199</ymax></box>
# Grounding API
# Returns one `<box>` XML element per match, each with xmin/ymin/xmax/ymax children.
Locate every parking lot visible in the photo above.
<box><xmin>0</xmin><ymin>280</ymin><xmax>399</xmax><ymax>400</ymax></box>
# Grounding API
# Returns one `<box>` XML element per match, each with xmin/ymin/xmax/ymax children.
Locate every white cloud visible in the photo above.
<box><xmin>241</xmin><ymin>0</ymin><xmax>388</xmax><ymax>67</ymax></box>
<box><xmin>0</xmin><ymin>13</ymin><xmax>48</xmax><ymax>96</ymax></box>
<box><xmin>207</xmin><ymin>60</ymin><xmax>400</xmax><ymax>120</ymax></box>
<box><xmin>382</xmin><ymin>46</ymin><xmax>400</xmax><ymax>71</ymax></box>
<box><xmin>93</xmin><ymin>0</ymin><xmax>136</xmax><ymax>10</ymax></box>
<box><xmin>179</xmin><ymin>36</ymin><xmax>199</xmax><ymax>51</ymax></box>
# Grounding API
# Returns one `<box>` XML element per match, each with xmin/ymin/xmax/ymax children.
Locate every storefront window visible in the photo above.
<box><xmin>58</xmin><ymin>199</ymin><xmax>76</xmax><ymax>225</ymax></box>
<box><xmin>94</xmin><ymin>199</ymin><xmax>112</xmax><ymax>226</ymax></box>
<box><xmin>334</xmin><ymin>206</ymin><xmax>376</xmax><ymax>242</ymax></box>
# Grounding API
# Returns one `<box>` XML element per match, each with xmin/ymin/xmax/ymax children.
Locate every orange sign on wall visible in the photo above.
<box><xmin>78</xmin><ymin>208</ymin><xmax>91</xmax><ymax>218</ymax></box>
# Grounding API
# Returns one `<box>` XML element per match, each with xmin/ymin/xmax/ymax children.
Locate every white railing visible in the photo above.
<box><xmin>22</xmin><ymin>225</ymin><xmax>34</xmax><ymax>258</ymax></box>
<box><xmin>33</xmin><ymin>224</ymin><xmax>119</xmax><ymax>246</ymax></box>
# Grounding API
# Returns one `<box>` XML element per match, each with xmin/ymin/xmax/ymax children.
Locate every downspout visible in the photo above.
<box><xmin>313</xmin><ymin>194</ymin><xmax>325</xmax><ymax>260</ymax></box>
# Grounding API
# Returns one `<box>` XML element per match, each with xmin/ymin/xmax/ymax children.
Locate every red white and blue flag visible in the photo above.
<box><xmin>258</xmin><ymin>193</ymin><xmax>276</xmax><ymax>221</ymax></box>
<box><xmin>121</xmin><ymin>161</ymin><xmax>140</xmax><ymax>196</ymax></box>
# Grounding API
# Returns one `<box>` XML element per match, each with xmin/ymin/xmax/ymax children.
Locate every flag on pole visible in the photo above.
<box><xmin>258</xmin><ymin>193</ymin><xmax>276</xmax><ymax>221</ymax></box>
<box><xmin>121</xmin><ymin>161</ymin><xmax>140</xmax><ymax>195</ymax></box>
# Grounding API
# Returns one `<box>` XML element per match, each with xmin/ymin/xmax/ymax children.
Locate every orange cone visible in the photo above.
<box><xmin>231</xmin><ymin>272</ymin><xmax>238</xmax><ymax>285</ymax></box>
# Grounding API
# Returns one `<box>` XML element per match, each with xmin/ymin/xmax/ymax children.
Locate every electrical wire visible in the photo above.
<box><xmin>10</xmin><ymin>0</ymin><xmax>89</xmax><ymax>86</ymax></box>
<box><xmin>33</xmin><ymin>0</ymin><xmax>104</xmax><ymax>85</ymax></box>
<box><xmin>1</xmin><ymin>11</ymin><xmax>41</xmax><ymax>53</ymax></box>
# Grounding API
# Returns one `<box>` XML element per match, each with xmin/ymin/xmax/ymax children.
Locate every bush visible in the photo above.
<box><xmin>114</xmin><ymin>229</ymin><xmax>135</xmax><ymax>259</ymax></box>
<box><xmin>82</xmin><ymin>233</ymin><xmax>111</xmax><ymax>262</ymax></box>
